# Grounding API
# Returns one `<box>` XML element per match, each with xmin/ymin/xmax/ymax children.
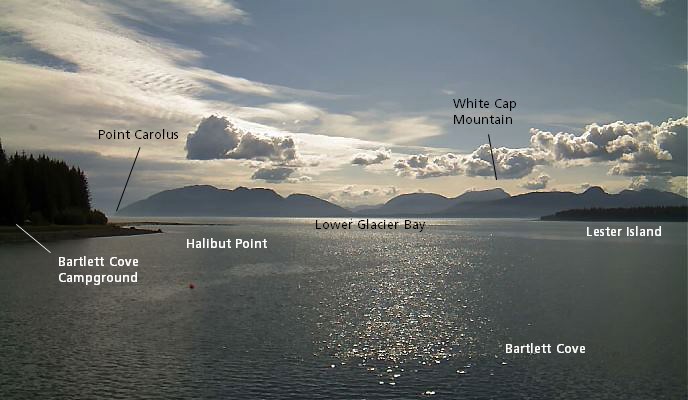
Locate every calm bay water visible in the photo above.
<box><xmin>1</xmin><ymin>219</ymin><xmax>686</xmax><ymax>399</ymax></box>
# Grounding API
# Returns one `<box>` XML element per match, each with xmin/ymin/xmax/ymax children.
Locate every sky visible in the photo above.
<box><xmin>0</xmin><ymin>0</ymin><xmax>686</xmax><ymax>212</ymax></box>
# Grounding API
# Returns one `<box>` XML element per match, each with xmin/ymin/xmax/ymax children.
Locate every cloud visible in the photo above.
<box><xmin>394</xmin><ymin>146</ymin><xmax>547</xmax><ymax>180</ymax></box>
<box><xmin>638</xmin><ymin>0</ymin><xmax>666</xmax><ymax>15</ymax></box>
<box><xmin>251</xmin><ymin>167</ymin><xmax>294</xmax><ymax>182</ymax></box>
<box><xmin>351</xmin><ymin>148</ymin><xmax>391</xmax><ymax>166</ymax></box>
<box><xmin>186</xmin><ymin>115</ymin><xmax>299</xmax><ymax>163</ymax></box>
<box><xmin>226</xmin><ymin>132</ymin><xmax>297</xmax><ymax>163</ymax></box>
<box><xmin>464</xmin><ymin>145</ymin><xmax>547</xmax><ymax>179</ymax></box>
<box><xmin>628</xmin><ymin>176</ymin><xmax>687</xmax><ymax>196</ymax></box>
<box><xmin>531</xmin><ymin>118</ymin><xmax>687</xmax><ymax>177</ymax></box>
<box><xmin>142</xmin><ymin>0</ymin><xmax>247</xmax><ymax>22</ymax></box>
<box><xmin>521</xmin><ymin>174</ymin><xmax>551</xmax><ymax>190</ymax></box>
<box><xmin>185</xmin><ymin>116</ymin><xmax>241</xmax><ymax>160</ymax></box>
<box><xmin>323</xmin><ymin>185</ymin><xmax>399</xmax><ymax>206</ymax></box>
<box><xmin>235</xmin><ymin>102</ymin><xmax>323</xmax><ymax>124</ymax></box>
<box><xmin>288</xmin><ymin>175</ymin><xmax>312</xmax><ymax>183</ymax></box>
<box><xmin>306</xmin><ymin>113</ymin><xmax>444</xmax><ymax>144</ymax></box>
<box><xmin>394</xmin><ymin>153</ymin><xmax>461</xmax><ymax>178</ymax></box>
<box><xmin>0</xmin><ymin>0</ymin><xmax>322</xmax><ymax>115</ymax></box>
<box><xmin>392</xmin><ymin>117</ymin><xmax>687</xmax><ymax>184</ymax></box>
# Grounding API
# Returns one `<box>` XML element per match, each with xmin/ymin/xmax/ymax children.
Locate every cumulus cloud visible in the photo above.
<box><xmin>323</xmin><ymin>185</ymin><xmax>399</xmax><ymax>205</ymax></box>
<box><xmin>628</xmin><ymin>176</ymin><xmax>687</xmax><ymax>196</ymax></box>
<box><xmin>521</xmin><ymin>174</ymin><xmax>551</xmax><ymax>190</ymax></box>
<box><xmin>250</xmin><ymin>167</ymin><xmax>312</xmax><ymax>183</ymax></box>
<box><xmin>531</xmin><ymin>118</ymin><xmax>687</xmax><ymax>177</ymax></box>
<box><xmin>638</xmin><ymin>0</ymin><xmax>666</xmax><ymax>15</ymax></box>
<box><xmin>392</xmin><ymin>117</ymin><xmax>687</xmax><ymax>186</ymax></box>
<box><xmin>394</xmin><ymin>153</ymin><xmax>461</xmax><ymax>178</ymax></box>
<box><xmin>351</xmin><ymin>148</ymin><xmax>391</xmax><ymax>166</ymax></box>
<box><xmin>185</xmin><ymin>116</ymin><xmax>240</xmax><ymax>160</ymax></box>
<box><xmin>226</xmin><ymin>132</ymin><xmax>297</xmax><ymax>162</ymax></box>
<box><xmin>288</xmin><ymin>175</ymin><xmax>312</xmax><ymax>183</ymax></box>
<box><xmin>464</xmin><ymin>145</ymin><xmax>547</xmax><ymax>179</ymax></box>
<box><xmin>186</xmin><ymin>115</ymin><xmax>299</xmax><ymax>163</ymax></box>
<box><xmin>251</xmin><ymin>167</ymin><xmax>295</xmax><ymax>182</ymax></box>
<box><xmin>394</xmin><ymin>146</ymin><xmax>547</xmax><ymax>180</ymax></box>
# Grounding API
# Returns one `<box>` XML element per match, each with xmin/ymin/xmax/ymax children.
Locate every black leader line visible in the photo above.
<box><xmin>488</xmin><ymin>134</ymin><xmax>498</xmax><ymax>180</ymax></box>
<box><xmin>116</xmin><ymin>147</ymin><xmax>140</xmax><ymax>212</ymax></box>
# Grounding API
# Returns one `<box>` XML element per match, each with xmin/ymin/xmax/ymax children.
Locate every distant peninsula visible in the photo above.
<box><xmin>541</xmin><ymin>206</ymin><xmax>688</xmax><ymax>222</ymax></box>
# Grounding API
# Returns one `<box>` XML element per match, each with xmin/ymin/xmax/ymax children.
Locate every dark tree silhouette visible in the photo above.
<box><xmin>541</xmin><ymin>206</ymin><xmax>688</xmax><ymax>221</ymax></box>
<box><xmin>0</xmin><ymin>139</ymin><xmax>107</xmax><ymax>225</ymax></box>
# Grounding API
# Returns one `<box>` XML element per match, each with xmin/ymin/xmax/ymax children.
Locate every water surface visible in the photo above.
<box><xmin>1</xmin><ymin>219</ymin><xmax>685</xmax><ymax>399</ymax></box>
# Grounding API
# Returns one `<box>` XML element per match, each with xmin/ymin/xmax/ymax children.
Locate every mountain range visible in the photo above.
<box><xmin>117</xmin><ymin>185</ymin><xmax>687</xmax><ymax>218</ymax></box>
<box><xmin>118</xmin><ymin>185</ymin><xmax>350</xmax><ymax>217</ymax></box>
<box><xmin>359</xmin><ymin>188</ymin><xmax>509</xmax><ymax>215</ymax></box>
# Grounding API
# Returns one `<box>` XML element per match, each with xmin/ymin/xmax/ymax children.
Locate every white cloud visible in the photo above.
<box><xmin>143</xmin><ymin>0</ymin><xmax>247</xmax><ymax>21</ymax></box>
<box><xmin>234</xmin><ymin>102</ymin><xmax>324</xmax><ymax>125</ymax></box>
<box><xmin>394</xmin><ymin>153</ymin><xmax>461</xmax><ymax>178</ymax></box>
<box><xmin>464</xmin><ymin>145</ymin><xmax>547</xmax><ymax>179</ymax></box>
<box><xmin>628</xmin><ymin>176</ymin><xmax>687</xmax><ymax>196</ymax></box>
<box><xmin>393</xmin><ymin>117</ymin><xmax>687</xmax><ymax>186</ymax></box>
<box><xmin>227</xmin><ymin>133</ymin><xmax>297</xmax><ymax>163</ymax></box>
<box><xmin>351</xmin><ymin>148</ymin><xmax>391</xmax><ymax>166</ymax></box>
<box><xmin>185</xmin><ymin>116</ymin><xmax>241</xmax><ymax>160</ymax></box>
<box><xmin>394</xmin><ymin>146</ymin><xmax>548</xmax><ymax>180</ymax></box>
<box><xmin>307</xmin><ymin>113</ymin><xmax>444</xmax><ymax>145</ymax></box>
<box><xmin>185</xmin><ymin>115</ymin><xmax>299</xmax><ymax>164</ymax></box>
<box><xmin>638</xmin><ymin>0</ymin><xmax>666</xmax><ymax>15</ymax></box>
<box><xmin>531</xmin><ymin>118</ymin><xmax>687</xmax><ymax>176</ymax></box>
<box><xmin>521</xmin><ymin>174</ymin><xmax>551</xmax><ymax>190</ymax></box>
<box><xmin>323</xmin><ymin>185</ymin><xmax>399</xmax><ymax>206</ymax></box>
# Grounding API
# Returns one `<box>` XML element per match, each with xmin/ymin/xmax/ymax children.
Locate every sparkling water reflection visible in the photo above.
<box><xmin>0</xmin><ymin>219</ymin><xmax>685</xmax><ymax>399</ymax></box>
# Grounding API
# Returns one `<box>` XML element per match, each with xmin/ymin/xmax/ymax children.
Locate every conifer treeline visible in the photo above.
<box><xmin>0</xmin><ymin>140</ymin><xmax>107</xmax><ymax>225</ymax></box>
<box><xmin>541</xmin><ymin>206</ymin><xmax>688</xmax><ymax>221</ymax></box>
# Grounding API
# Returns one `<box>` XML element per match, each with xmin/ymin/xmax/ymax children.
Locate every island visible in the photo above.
<box><xmin>541</xmin><ymin>206</ymin><xmax>688</xmax><ymax>222</ymax></box>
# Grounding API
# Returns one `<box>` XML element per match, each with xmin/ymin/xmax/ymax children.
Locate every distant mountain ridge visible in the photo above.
<box><xmin>118</xmin><ymin>185</ymin><xmax>351</xmax><ymax>217</ymax></box>
<box><xmin>357</xmin><ymin>188</ymin><xmax>510</xmax><ymax>215</ymax></box>
<box><xmin>117</xmin><ymin>185</ymin><xmax>687</xmax><ymax>218</ymax></box>
<box><xmin>436</xmin><ymin>186</ymin><xmax>687</xmax><ymax>218</ymax></box>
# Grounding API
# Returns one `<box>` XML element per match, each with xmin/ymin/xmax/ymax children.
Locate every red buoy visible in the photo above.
<box><xmin>188</xmin><ymin>283</ymin><xmax>195</xmax><ymax>289</ymax></box>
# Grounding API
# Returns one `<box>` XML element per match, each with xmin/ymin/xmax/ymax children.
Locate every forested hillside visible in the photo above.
<box><xmin>0</xmin><ymin>140</ymin><xmax>106</xmax><ymax>225</ymax></box>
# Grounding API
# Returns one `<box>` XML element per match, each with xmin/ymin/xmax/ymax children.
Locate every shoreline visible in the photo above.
<box><xmin>112</xmin><ymin>221</ymin><xmax>234</xmax><ymax>226</ymax></box>
<box><xmin>0</xmin><ymin>224</ymin><xmax>161</xmax><ymax>244</ymax></box>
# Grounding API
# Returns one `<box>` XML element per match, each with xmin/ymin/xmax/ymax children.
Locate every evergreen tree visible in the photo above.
<box><xmin>0</xmin><ymin>138</ymin><xmax>105</xmax><ymax>225</ymax></box>
<box><xmin>0</xmin><ymin>140</ymin><xmax>7</xmax><ymax>224</ymax></box>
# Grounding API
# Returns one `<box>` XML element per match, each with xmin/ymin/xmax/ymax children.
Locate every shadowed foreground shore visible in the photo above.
<box><xmin>0</xmin><ymin>224</ymin><xmax>160</xmax><ymax>244</ymax></box>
